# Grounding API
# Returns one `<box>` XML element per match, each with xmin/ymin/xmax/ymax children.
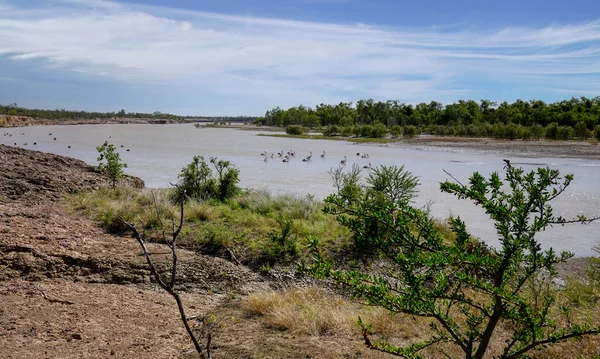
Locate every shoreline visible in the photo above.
<box><xmin>256</xmin><ymin>132</ymin><xmax>600</xmax><ymax>161</ymax></box>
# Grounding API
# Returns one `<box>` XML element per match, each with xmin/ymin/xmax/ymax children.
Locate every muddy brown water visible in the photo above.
<box><xmin>2</xmin><ymin>124</ymin><xmax>599</xmax><ymax>256</ymax></box>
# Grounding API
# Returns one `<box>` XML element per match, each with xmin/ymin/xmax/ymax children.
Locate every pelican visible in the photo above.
<box><xmin>270</xmin><ymin>153</ymin><xmax>274</xmax><ymax>158</ymax></box>
<box><xmin>264</xmin><ymin>156</ymin><xmax>268</xmax><ymax>162</ymax></box>
<box><xmin>356</xmin><ymin>152</ymin><xmax>361</xmax><ymax>156</ymax></box>
<box><xmin>363</xmin><ymin>162</ymin><xmax>372</xmax><ymax>169</ymax></box>
<box><xmin>321</xmin><ymin>151</ymin><xmax>326</xmax><ymax>158</ymax></box>
<box><xmin>306</xmin><ymin>151</ymin><xmax>312</xmax><ymax>160</ymax></box>
<box><xmin>340</xmin><ymin>156</ymin><xmax>347</xmax><ymax>165</ymax></box>
<box><xmin>283</xmin><ymin>157</ymin><xmax>289</xmax><ymax>163</ymax></box>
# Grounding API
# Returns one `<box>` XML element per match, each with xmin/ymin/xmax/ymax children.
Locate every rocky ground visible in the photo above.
<box><xmin>0</xmin><ymin>145</ymin><xmax>273</xmax><ymax>358</ymax></box>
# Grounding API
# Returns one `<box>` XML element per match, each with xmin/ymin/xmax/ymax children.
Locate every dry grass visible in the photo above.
<box><xmin>239</xmin><ymin>284</ymin><xmax>600</xmax><ymax>359</ymax></box>
<box><xmin>244</xmin><ymin>287</ymin><xmax>430</xmax><ymax>341</ymax></box>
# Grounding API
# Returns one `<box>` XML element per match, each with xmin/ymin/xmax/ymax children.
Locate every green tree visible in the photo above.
<box><xmin>307</xmin><ymin>164</ymin><xmax>600</xmax><ymax>359</ymax></box>
<box><xmin>96</xmin><ymin>141</ymin><xmax>127</xmax><ymax>188</ymax></box>
<box><xmin>403</xmin><ymin>125</ymin><xmax>418</xmax><ymax>138</ymax></box>
<box><xmin>574</xmin><ymin>120</ymin><xmax>590</xmax><ymax>140</ymax></box>
<box><xmin>390</xmin><ymin>125</ymin><xmax>402</xmax><ymax>138</ymax></box>
<box><xmin>286</xmin><ymin>125</ymin><xmax>308</xmax><ymax>135</ymax></box>
<box><xmin>594</xmin><ymin>125</ymin><xmax>600</xmax><ymax>141</ymax></box>
<box><xmin>175</xmin><ymin>156</ymin><xmax>240</xmax><ymax>202</ymax></box>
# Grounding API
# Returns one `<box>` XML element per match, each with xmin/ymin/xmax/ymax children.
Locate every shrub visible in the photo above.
<box><xmin>574</xmin><ymin>120</ymin><xmax>590</xmax><ymax>140</ymax></box>
<box><xmin>323</xmin><ymin>125</ymin><xmax>341</xmax><ymax>136</ymax></box>
<box><xmin>286</xmin><ymin>125</ymin><xmax>308</xmax><ymax>135</ymax></box>
<box><xmin>557</xmin><ymin>126</ymin><xmax>573</xmax><ymax>141</ymax></box>
<box><xmin>175</xmin><ymin>156</ymin><xmax>240</xmax><ymax>202</ymax></box>
<box><xmin>594</xmin><ymin>125</ymin><xmax>600</xmax><ymax>141</ymax></box>
<box><xmin>545</xmin><ymin>122</ymin><xmax>559</xmax><ymax>140</ymax></box>
<box><xmin>307</xmin><ymin>164</ymin><xmax>600</xmax><ymax>358</ymax></box>
<box><xmin>530</xmin><ymin>123</ymin><xmax>544</xmax><ymax>141</ymax></box>
<box><xmin>390</xmin><ymin>125</ymin><xmax>402</xmax><ymax>138</ymax></box>
<box><xmin>371</xmin><ymin>123</ymin><xmax>389</xmax><ymax>138</ymax></box>
<box><xmin>96</xmin><ymin>141</ymin><xmax>127</xmax><ymax>188</ymax></box>
<box><xmin>403</xmin><ymin>125</ymin><xmax>418</xmax><ymax>138</ymax></box>
<box><xmin>341</xmin><ymin>126</ymin><xmax>355</xmax><ymax>137</ymax></box>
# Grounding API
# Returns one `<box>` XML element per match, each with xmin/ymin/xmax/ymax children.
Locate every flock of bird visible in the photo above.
<box><xmin>2</xmin><ymin>131</ymin><xmax>131</xmax><ymax>152</ymax></box>
<box><xmin>260</xmin><ymin>149</ymin><xmax>372</xmax><ymax>169</ymax></box>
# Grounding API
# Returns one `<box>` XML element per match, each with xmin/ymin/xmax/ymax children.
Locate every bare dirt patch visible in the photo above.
<box><xmin>395</xmin><ymin>136</ymin><xmax>600</xmax><ymax>161</ymax></box>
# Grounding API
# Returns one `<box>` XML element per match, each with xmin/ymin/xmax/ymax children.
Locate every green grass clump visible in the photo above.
<box><xmin>65</xmin><ymin>187</ymin><xmax>350</xmax><ymax>267</ymax></box>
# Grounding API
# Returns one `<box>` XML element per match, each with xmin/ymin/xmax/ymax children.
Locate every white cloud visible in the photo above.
<box><xmin>1</xmin><ymin>0</ymin><xmax>600</xmax><ymax>113</ymax></box>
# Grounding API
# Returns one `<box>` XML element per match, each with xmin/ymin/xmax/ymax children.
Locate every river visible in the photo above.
<box><xmin>2</xmin><ymin>124</ymin><xmax>599</xmax><ymax>256</ymax></box>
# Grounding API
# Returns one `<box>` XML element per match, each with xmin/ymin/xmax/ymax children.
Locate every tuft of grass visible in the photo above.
<box><xmin>244</xmin><ymin>287</ymin><xmax>430</xmax><ymax>339</ymax></box>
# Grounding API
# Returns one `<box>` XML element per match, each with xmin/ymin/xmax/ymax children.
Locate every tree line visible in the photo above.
<box><xmin>0</xmin><ymin>103</ymin><xmax>258</xmax><ymax>123</ymax></box>
<box><xmin>0</xmin><ymin>103</ymin><xmax>183</xmax><ymax>121</ymax></box>
<box><xmin>256</xmin><ymin>97</ymin><xmax>600</xmax><ymax>140</ymax></box>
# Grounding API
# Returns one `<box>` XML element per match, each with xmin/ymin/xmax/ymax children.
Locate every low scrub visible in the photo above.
<box><xmin>244</xmin><ymin>287</ymin><xmax>425</xmax><ymax>339</ymax></box>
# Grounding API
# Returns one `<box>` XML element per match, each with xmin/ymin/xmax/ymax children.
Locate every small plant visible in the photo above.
<box><xmin>96</xmin><ymin>141</ymin><xmax>127</xmax><ymax>188</ymax></box>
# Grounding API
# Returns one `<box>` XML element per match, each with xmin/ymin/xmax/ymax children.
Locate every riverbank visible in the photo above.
<box><xmin>1</xmin><ymin>145</ymin><xmax>599</xmax><ymax>358</ymax></box>
<box><xmin>257</xmin><ymin>132</ymin><xmax>600</xmax><ymax>161</ymax></box>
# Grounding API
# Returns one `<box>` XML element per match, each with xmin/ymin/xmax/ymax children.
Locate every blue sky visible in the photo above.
<box><xmin>1</xmin><ymin>0</ymin><xmax>600</xmax><ymax>115</ymax></box>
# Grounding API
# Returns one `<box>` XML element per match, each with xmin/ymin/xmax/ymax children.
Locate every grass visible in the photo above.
<box><xmin>239</xmin><ymin>280</ymin><xmax>600</xmax><ymax>358</ymax></box>
<box><xmin>244</xmin><ymin>286</ymin><xmax>427</xmax><ymax>339</ymax></box>
<box><xmin>65</xmin><ymin>187</ymin><xmax>350</xmax><ymax>267</ymax></box>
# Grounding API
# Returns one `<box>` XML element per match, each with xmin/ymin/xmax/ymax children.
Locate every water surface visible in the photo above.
<box><xmin>3</xmin><ymin>124</ymin><xmax>599</xmax><ymax>256</ymax></box>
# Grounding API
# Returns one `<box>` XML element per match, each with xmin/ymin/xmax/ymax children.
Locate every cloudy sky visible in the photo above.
<box><xmin>1</xmin><ymin>0</ymin><xmax>600</xmax><ymax>115</ymax></box>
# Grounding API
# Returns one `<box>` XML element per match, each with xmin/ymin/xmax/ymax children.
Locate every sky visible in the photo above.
<box><xmin>1</xmin><ymin>0</ymin><xmax>600</xmax><ymax>116</ymax></box>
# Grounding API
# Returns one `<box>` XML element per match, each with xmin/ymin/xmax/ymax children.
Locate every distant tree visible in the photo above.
<box><xmin>574</xmin><ymin>120</ymin><xmax>590</xmax><ymax>140</ymax></box>
<box><xmin>545</xmin><ymin>122</ymin><xmax>559</xmax><ymax>140</ymax></box>
<box><xmin>390</xmin><ymin>125</ymin><xmax>402</xmax><ymax>138</ymax></box>
<box><xmin>403</xmin><ymin>125</ymin><xmax>418</xmax><ymax>138</ymax></box>
<box><xmin>285</xmin><ymin>125</ymin><xmax>308</xmax><ymax>135</ymax></box>
<box><xmin>96</xmin><ymin>141</ymin><xmax>127</xmax><ymax>188</ymax></box>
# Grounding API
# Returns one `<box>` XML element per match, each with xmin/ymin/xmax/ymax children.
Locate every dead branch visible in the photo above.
<box><xmin>116</xmin><ymin>185</ymin><xmax>212</xmax><ymax>359</ymax></box>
